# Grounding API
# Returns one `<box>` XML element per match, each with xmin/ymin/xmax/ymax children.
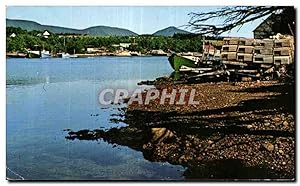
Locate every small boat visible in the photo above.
<box><xmin>41</xmin><ymin>50</ymin><xmax>52</xmax><ymax>58</ymax></box>
<box><xmin>7</xmin><ymin>52</ymin><xmax>27</xmax><ymax>58</ymax></box>
<box><xmin>168</xmin><ymin>54</ymin><xmax>199</xmax><ymax>72</ymax></box>
<box><xmin>168</xmin><ymin>53</ymin><xmax>224</xmax><ymax>80</ymax></box>
<box><xmin>61</xmin><ymin>53</ymin><xmax>78</xmax><ymax>58</ymax></box>
<box><xmin>27</xmin><ymin>50</ymin><xmax>41</xmax><ymax>58</ymax></box>
<box><xmin>130</xmin><ymin>51</ymin><xmax>141</xmax><ymax>56</ymax></box>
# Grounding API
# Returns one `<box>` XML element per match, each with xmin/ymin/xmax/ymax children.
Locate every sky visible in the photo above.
<box><xmin>6</xmin><ymin>6</ymin><xmax>267</xmax><ymax>38</ymax></box>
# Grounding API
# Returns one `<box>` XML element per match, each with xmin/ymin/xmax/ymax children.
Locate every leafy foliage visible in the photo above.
<box><xmin>6</xmin><ymin>27</ymin><xmax>204</xmax><ymax>54</ymax></box>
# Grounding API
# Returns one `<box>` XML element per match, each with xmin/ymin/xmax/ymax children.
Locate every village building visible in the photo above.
<box><xmin>86</xmin><ymin>47</ymin><xmax>107</xmax><ymax>53</ymax></box>
<box><xmin>111</xmin><ymin>43</ymin><xmax>132</xmax><ymax>51</ymax></box>
<box><xmin>119</xmin><ymin>43</ymin><xmax>131</xmax><ymax>48</ymax></box>
<box><xmin>9</xmin><ymin>33</ymin><xmax>16</xmax><ymax>38</ymax></box>
<box><xmin>42</xmin><ymin>30</ymin><xmax>51</xmax><ymax>38</ymax></box>
<box><xmin>253</xmin><ymin>9</ymin><xmax>295</xmax><ymax>39</ymax></box>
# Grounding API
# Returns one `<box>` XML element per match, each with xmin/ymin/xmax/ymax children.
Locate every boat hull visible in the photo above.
<box><xmin>62</xmin><ymin>53</ymin><xmax>78</xmax><ymax>58</ymax></box>
<box><xmin>41</xmin><ymin>53</ymin><xmax>51</xmax><ymax>58</ymax></box>
<box><xmin>168</xmin><ymin>54</ymin><xmax>197</xmax><ymax>72</ymax></box>
<box><xmin>27</xmin><ymin>52</ymin><xmax>40</xmax><ymax>58</ymax></box>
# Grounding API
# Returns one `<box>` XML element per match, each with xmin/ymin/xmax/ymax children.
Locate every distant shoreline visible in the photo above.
<box><xmin>6</xmin><ymin>53</ymin><xmax>169</xmax><ymax>59</ymax></box>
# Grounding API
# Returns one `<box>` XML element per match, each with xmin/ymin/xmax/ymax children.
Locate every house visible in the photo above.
<box><xmin>86</xmin><ymin>47</ymin><xmax>106</xmax><ymax>53</ymax></box>
<box><xmin>253</xmin><ymin>8</ymin><xmax>295</xmax><ymax>39</ymax></box>
<box><xmin>119</xmin><ymin>43</ymin><xmax>131</xmax><ymax>48</ymax></box>
<box><xmin>111</xmin><ymin>43</ymin><xmax>132</xmax><ymax>51</ymax></box>
<box><xmin>43</xmin><ymin>30</ymin><xmax>50</xmax><ymax>38</ymax></box>
<box><xmin>9</xmin><ymin>33</ymin><xmax>16</xmax><ymax>38</ymax></box>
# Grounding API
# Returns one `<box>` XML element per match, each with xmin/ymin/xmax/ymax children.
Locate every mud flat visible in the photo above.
<box><xmin>66</xmin><ymin>79</ymin><xmax>295</xmax><ymax>180</ymax></box>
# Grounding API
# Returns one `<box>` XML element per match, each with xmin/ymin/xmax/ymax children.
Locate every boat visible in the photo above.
<box><xmin>130</xmin><ymin>51</ymin><xmax>141</xmax><ymax>56</ymax></box>
<box><xmin>6</xmin><ymin>52</ymin><xmax>27</xmax><ymax>58</ymax></box>
<box><xmin>168</xmin><ymin>54</ymin><xmax>199</xmax><ymax>72</ymax></box>
<box><xmin>61</xmin><ymin>53</ymin><xmax>78</xmax><ymax>58</ymax></box>
<box><xmin>41</xmin><ymin>50</ymin><xmax>52</xmax><ymax>58</ymax></box>
<box><xmin>27</xmin><ymin>50</ymin><xmax>41</xmax><ymax>58</ymax></box>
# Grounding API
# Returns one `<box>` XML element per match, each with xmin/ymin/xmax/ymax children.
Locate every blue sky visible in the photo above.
<box><xmin>6</xmin><ymin>6</ymin><xmax>266</xmax><ymax>38</ymax></box>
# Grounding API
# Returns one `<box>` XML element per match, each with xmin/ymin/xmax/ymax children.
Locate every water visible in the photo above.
<box><xmin>6</xmin><ymin>57</ymin><xmax>186</xmax><ymax>180</ymax></box>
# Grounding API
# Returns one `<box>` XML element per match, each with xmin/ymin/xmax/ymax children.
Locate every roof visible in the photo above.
<box><xmin>253</xmin><ymin>9</ymin><xmax>290</xmax><ymax>32</ymax></box>
<box><xmin>43</xmin><ymin>30</ymin><xmax>50</xmax><ymax>36</ymax></box>
<box><xmin>253</xmin><ymin>14</ymin><xmax>274</xmax><ymax>32</ymax></box>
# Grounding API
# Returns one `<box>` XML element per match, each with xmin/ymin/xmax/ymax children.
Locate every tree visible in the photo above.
<box><xmin>188</xmin><ymin>6</ymin><xmax>295</xmax><ymax>36</ymax></box>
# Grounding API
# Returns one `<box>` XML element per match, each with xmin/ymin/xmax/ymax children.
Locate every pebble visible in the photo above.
<box><xmin>247</xmin><ymin>125</ymin><xmax>253</xmax><ymax>129</ymax></box>
<box><xmin>273</xmin><ymin>117</ymin><xmax>281</xmax><ymax>122</ymax></box>
<box><xmin>208</xmin><ymin>140</ymin><xmax>214</xmax><ymax>145</ymax></box>
<box><xmin>283</xmin><ymin>121</ymin><xmax>289</xmax><ymax>127</ymax></box>
<box><xmin>263</xmin><ymin>143</ymin><xmax>274</xmax><ymax>152</ymax></box>
<box><xmin>282</xmin><ymin>162</ymin><xmax>286</xmax><ymax>165</ymax></box>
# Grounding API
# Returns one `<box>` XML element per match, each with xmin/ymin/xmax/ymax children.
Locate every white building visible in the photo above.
<box><xmin>43</xmin><ymin>31</ymin><xmax>50</xmax><ymax>38</ymax></box>
<box><xmin>119</xmin><ymin>43</ymin><xmax>131</xmax><ymax>48</ymax></box>
<box><xmin>9</xmin><ymin>33</ymin><xmax>16</xmax><ymax>38</ymax></box>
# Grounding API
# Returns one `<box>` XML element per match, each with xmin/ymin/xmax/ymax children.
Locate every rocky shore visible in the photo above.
<box><xmin>65</xmin><ymin>78</ymin><xmax>295</xmax><ymax>180</ymax></box>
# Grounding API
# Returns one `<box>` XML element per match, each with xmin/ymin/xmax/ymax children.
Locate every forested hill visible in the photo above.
<box><xmin>153</xmin><ymin>26</ymin><xmax>190</xmax><ymax>36</ymax></box>
<box><xmin>6</xmin><ymin>19</ymin><xmax>138</xmax><ymax>36</ymax></box>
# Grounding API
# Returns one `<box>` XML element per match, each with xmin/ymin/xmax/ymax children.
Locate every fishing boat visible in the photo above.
<box><xmin>61</xmin><ymin>37</ymin><xmax>78</xmax><ymax>58</ymax></box>
<box><xmin>168</xmin><ymin>54</ymin><xmax>200</xmax><ymax>72</ymax></box>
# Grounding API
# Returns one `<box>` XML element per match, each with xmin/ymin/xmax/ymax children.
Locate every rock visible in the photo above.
<box><xmin>282</xmin><ymin>121</ymin><xmax>289</xmax><ymax>127</ymax></box>
<box><xmin>247</xmin><ymin>125</ymin><xmax>253</xmax><ymax>129</ymax></box>
<box><xmin>278</xmin><ymin>149</ymin><xmax>284</xmax><ymax>154</ymax></box>
<box><xmin>263</xmin><ymin>143</ymin><xmax>274</xmax><ymax>152</ymax></box>
<box><xmin>151</xmin><ymin>128</ymin><xmax>174</xmax><ymax>143</ymax></box>
<box><xmin>282</xmin><ymin>162</ymin><xmax>286</xmax><ymax>165</ymax></box>
<box><xmin>264</xmin><ymin>122</ymin><xmax>271</xmax><ymax>127</ymax></box>
<box><xmin>273</xmin><ymin>117</ymin><xmax>281</xmax><ymax>122</ymax></box>
<box><xmin>142</xmin><ymin>144</ymin><xmax>147</xmax><ymax>149</ymax></box>
<box><xmin>207</xmin><ymin>140</ymin><xmax>214</xmax><ymax>145</ymax></box>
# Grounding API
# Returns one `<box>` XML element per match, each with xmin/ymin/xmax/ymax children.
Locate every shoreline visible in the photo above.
<box><xmin>6</xmin><ymin>51</ymin><xmax>170</xmax><ymax>59</ymax></box>
<box><xmin>66</xmin><ymin>79</ymin><xmax>295</xmax><ymax>179</ymax></box>
<box><xmin>6</xmin><ymin>53</ymin><xmax>168</xmax><ymax>59</ymax></box>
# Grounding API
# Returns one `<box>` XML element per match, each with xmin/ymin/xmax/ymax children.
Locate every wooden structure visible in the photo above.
<box><xmin>219</xmin><ymin>36</ymin><xmax>294</xmax><ymax>80</ymax></box>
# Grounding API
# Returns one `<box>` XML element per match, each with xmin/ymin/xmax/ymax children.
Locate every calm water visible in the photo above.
<box><xmin>6</xmin><ymin>57</ymin><xmax>186</xmax><ymax>180</ymax></box>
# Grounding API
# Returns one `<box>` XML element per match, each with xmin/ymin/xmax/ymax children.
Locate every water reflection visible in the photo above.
<box><xmin>65</xmin><ymin>82</ymin><xmax>295</xmax><ymax>180</ymax></box>
<box><xmin>65</xmin><ymin>123</ymin><xmax>293</xmax><ymax>180</ymax></box>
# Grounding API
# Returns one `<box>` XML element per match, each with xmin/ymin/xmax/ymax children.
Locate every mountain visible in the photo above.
<box><xmin>153</xmin><ymin>26</ymin><xmax>190</xmax><ymax>36</ymax></box>
<box><xmin>6</xmin><ymin>19</ymin><xmax>138</xmax><ymax>36</ymax></box>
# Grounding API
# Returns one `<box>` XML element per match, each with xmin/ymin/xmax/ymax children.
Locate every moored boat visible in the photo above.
<box><xmin>41</xmin><ymin>50</ymin><xmax>52</xmax><ymax>58</ymax></box>
<box><xmin>27</xmin><ymin>50</ymin><xmax>41</xmax><ymax>58</ymax></box>
<box><xmin>6</xmin><ymin>52</ymin><xmax>27</xmax><ymax>58</ymax></box>
<box><xmin>61</xmin><ymin>53</ymin><xmax>78</xmax><ymax>58</ymax></box>
<box><xmin>168</xmin><ymin>54</ymin><xmax>199</xmax><ymax>72</ymax></box>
